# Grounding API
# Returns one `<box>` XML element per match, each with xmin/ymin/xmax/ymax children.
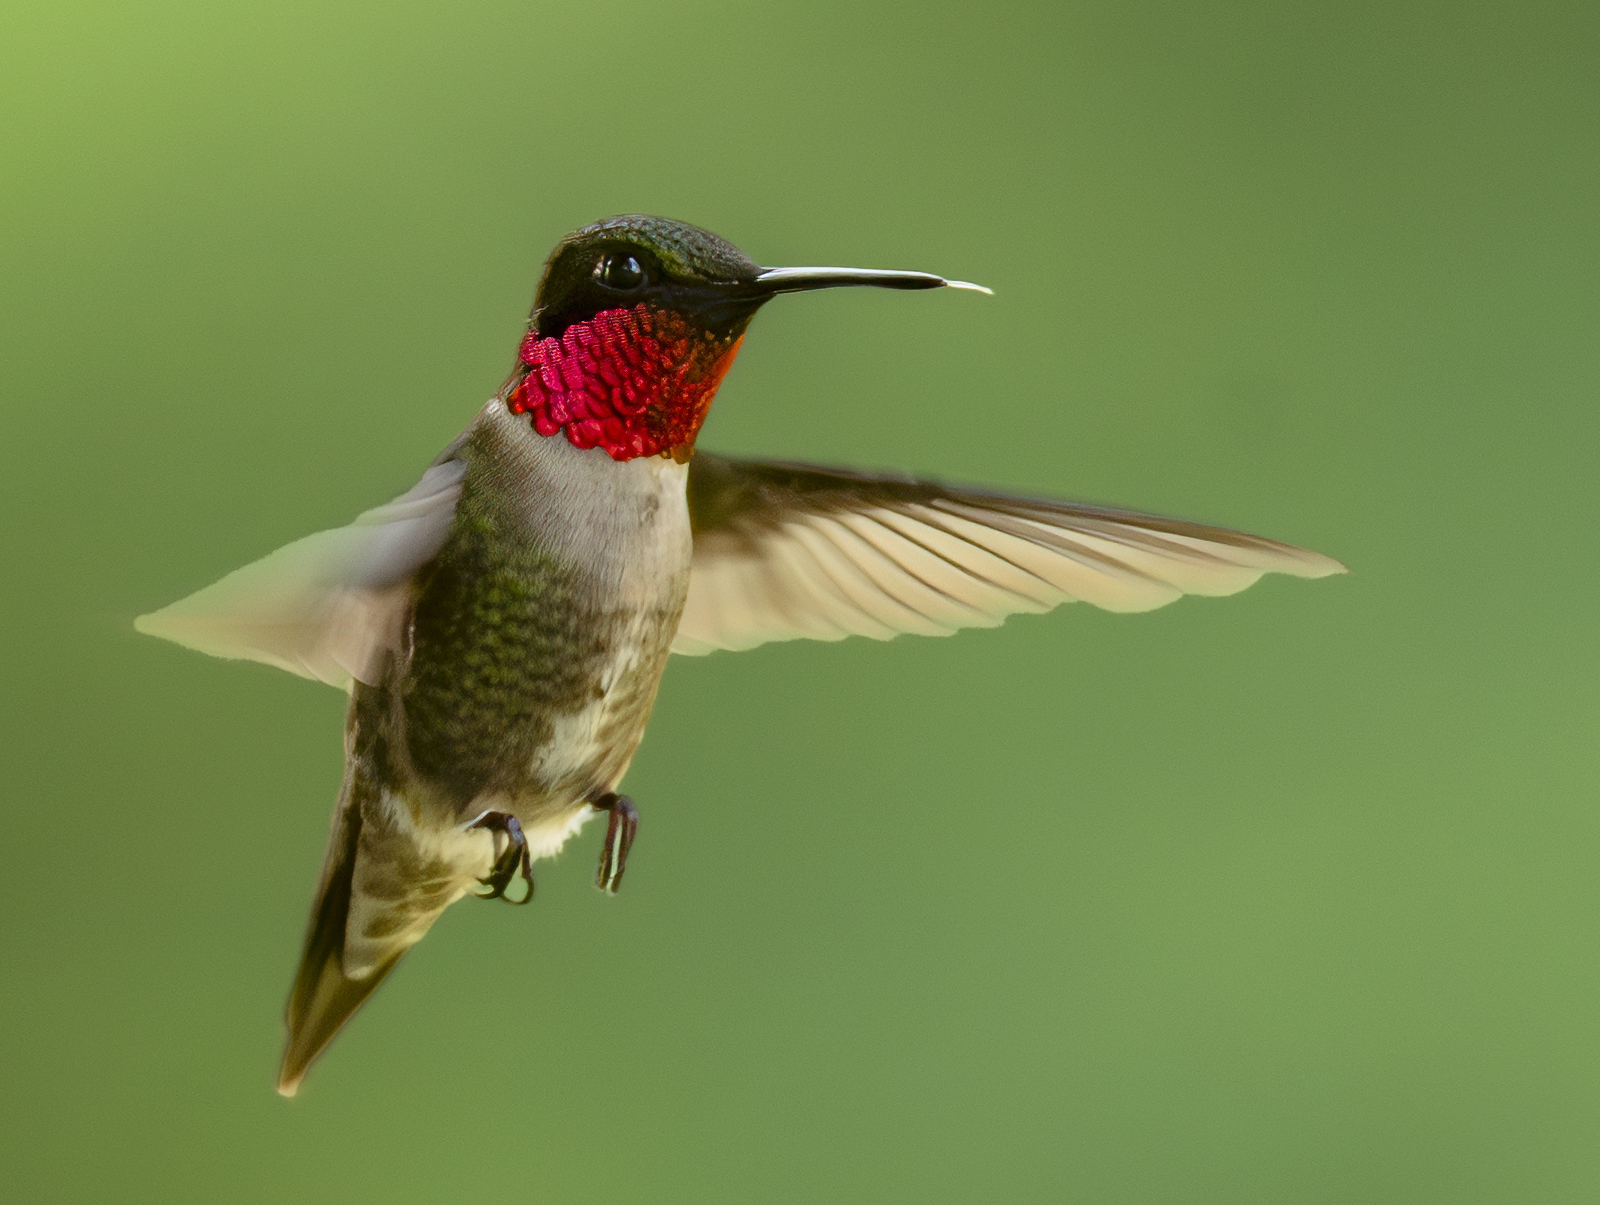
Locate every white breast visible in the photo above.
<box><xmin>471</xmin><ymin>401</ymin><xmax>694</xmax><ymax>795</ymax></box>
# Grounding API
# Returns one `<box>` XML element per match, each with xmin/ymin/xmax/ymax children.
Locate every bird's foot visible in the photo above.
<box><xmin>467</xmin><ymin>811</ymin><xmax>534</xmax><ymax>904</ymax></box>
<box><xmin>592</xmin><ymin>793</ymin><xmax>638</xmax><ymax>894</ymax></box>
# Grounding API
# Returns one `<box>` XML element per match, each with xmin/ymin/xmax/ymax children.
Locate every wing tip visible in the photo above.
<box><xmin>133</xmin><ymin>594</ymin><xmax>240</xmax><ymax>653</ymax></box>
<box><xmin>1276</xmin><ymin>548</ymin><xmax>1349</xmax><ymax>580</ymax></box>
<box><xmin>133</xmin><ymin>607</ymin><xmax>179</xmax><ymax>641</ymax></box>
<box><xmin>132</xmin><ymin>605</ymin><xmax>236</xmax><ymax>657</ymax></box>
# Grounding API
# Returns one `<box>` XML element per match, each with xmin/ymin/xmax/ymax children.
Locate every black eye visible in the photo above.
<box><xmin>597</xmin><ymin>254</ymin><xmax>646</xmax><ymax>291</ymax></box>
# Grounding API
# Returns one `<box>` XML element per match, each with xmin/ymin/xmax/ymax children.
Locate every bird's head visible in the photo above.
<box><xmin>505</xmin><ymin>215</ymin><xmax>987</xmax><ymax>462</ymax></box>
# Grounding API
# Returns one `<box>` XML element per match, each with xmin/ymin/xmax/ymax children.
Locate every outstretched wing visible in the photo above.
<box><xmin>675</xmin><ymin>453</ymin><xmax>1345</xmax><ymax>655</ymax></box>
<box><xmin>135</xmin><ymin>460</ymin><xmax>466</xmax><ymax>689</ymax></box>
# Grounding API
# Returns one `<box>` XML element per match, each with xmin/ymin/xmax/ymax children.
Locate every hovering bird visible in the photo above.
<box><xmin>137</xmin><ymin>215</ymin><xmax>1344</xmax><ymax>1095</ymax></box>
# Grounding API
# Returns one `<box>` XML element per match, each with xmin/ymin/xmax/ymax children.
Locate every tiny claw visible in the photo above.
<box><xmin>593</xmin><ymin>793</ymin><xmax>639</xmax><ymax>894</ymax></box>
<box><xmin>468</xmin><ymin>811</ymin><xmax>535</xmax><ymax>905</ymax></box>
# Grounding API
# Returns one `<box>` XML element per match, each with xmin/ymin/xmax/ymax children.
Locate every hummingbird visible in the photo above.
<box><xmin>136</xmin><ymin>215</ymin><xmax>1344</xmax><ymax>1096</ymax></box>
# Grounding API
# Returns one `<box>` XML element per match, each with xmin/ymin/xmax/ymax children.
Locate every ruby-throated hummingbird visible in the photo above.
<box><xmin>137</xmin><ymin>215</ymin><xmax>1344</xmax><ymax>1095</ymax></box>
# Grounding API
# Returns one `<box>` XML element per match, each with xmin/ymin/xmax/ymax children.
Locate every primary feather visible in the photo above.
<box><xmin>674</xmin><ymin>454</ymin><xmax>1345</xmax><ymax>654</ymax></box>
<box><xmin>135</xmin><ymin>460</ymin><xmax>466</xmax><ymax>688</ymax></box>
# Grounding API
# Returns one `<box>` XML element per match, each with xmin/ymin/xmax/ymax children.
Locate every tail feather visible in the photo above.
<box><xmin>278</xmin><ymin>944</ymin><xmax>403</xmax><ymax>1097</ymax></box>
<box><xmin>278</xmin><ymin>788</ymin><xmax>402</xmax><ymax>1096</ymax></box>
<box><xmin>278</xmin><ymin>764</ymin><xmax>483</xmax><ymax>1096</ymax></box>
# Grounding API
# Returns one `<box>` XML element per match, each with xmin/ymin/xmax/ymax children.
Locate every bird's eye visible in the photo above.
<box><xmin>597</xmin><ymin>254</ymin><xmax>646</xmax><ymax>291</ymax></box>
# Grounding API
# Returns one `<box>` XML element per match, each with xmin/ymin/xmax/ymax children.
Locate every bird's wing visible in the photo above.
<box><xmin>674</xmin><ymin>453</ymin><xmax>1345</xmax><ymax>655</ymax></box>
<box><xmin>135</xmin><ymin>459</ymin><xmax>466</xmax><ymax>689</ymax></box>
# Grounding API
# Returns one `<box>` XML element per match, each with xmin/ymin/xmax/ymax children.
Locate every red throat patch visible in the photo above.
<box><xmin>507</xmin><ymin>305</ymin><xmax>744</xmax><ymax>461</ymax></box>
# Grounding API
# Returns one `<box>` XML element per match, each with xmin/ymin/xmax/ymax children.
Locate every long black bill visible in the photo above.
<box><xmin>752</xmin><ymin>266</ymin><xmax>992</xmax><ymax>296</ymax></box>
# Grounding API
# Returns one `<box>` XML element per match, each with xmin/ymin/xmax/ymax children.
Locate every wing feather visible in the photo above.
<box><xmin>676</xmin><ymin>454</ymin><xmax>1343</xmax><ymax>655</ymax></box>
<box><xmin>813</xmin><ymin>514</ymin><xmax>989</xmax><ymax>631</ymax></box>
<box><xmin>135</xmin><ymin>460</ymin><xmax>466</xmax><ymax>688</ymax></box>
<box><xmin>790</xmin><ymin>518</ymin><xmax>953</xmax><ymax>637</ymax></box>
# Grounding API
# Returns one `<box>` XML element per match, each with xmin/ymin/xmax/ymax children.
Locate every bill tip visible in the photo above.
<box><xmin>944</xmin><ymin>279</ymin><xmax>994</xmax><ymax>295</ymax></box>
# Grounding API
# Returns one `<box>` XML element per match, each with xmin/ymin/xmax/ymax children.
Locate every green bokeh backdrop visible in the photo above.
<box><xmin>3</xmin><ymin>1</ymin><xmax>1597</xmax><ymax>1200</ymax></box>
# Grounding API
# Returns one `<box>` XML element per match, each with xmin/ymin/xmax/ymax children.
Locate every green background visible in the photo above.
<box><xmin>3</xmin><ymin>1</ymin><xmax>1597</xmax><ymax>1200</ymax></box>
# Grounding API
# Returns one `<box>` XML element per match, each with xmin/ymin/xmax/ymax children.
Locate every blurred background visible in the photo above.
<box><xmin>3</xmin><ymin>1</ymin><xmax>1597</xmax><ymax>1200</ymax></box>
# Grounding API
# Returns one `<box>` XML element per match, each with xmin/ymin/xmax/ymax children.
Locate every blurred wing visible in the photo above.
<box><xmin>675</xmin><ymin>453</ymin><xmax>1344</xmax><ymax>655</ymax></box>
<box><xmin>135</xmin><ymin>460</ymin><xmax>466</xmax><ymax>688</ymax></box>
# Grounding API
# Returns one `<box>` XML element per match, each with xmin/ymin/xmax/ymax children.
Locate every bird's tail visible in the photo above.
<box><xmin>278</xmin><ymin>765</ymin><xmax>483</xmax><ymax>1096</ymax></box>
